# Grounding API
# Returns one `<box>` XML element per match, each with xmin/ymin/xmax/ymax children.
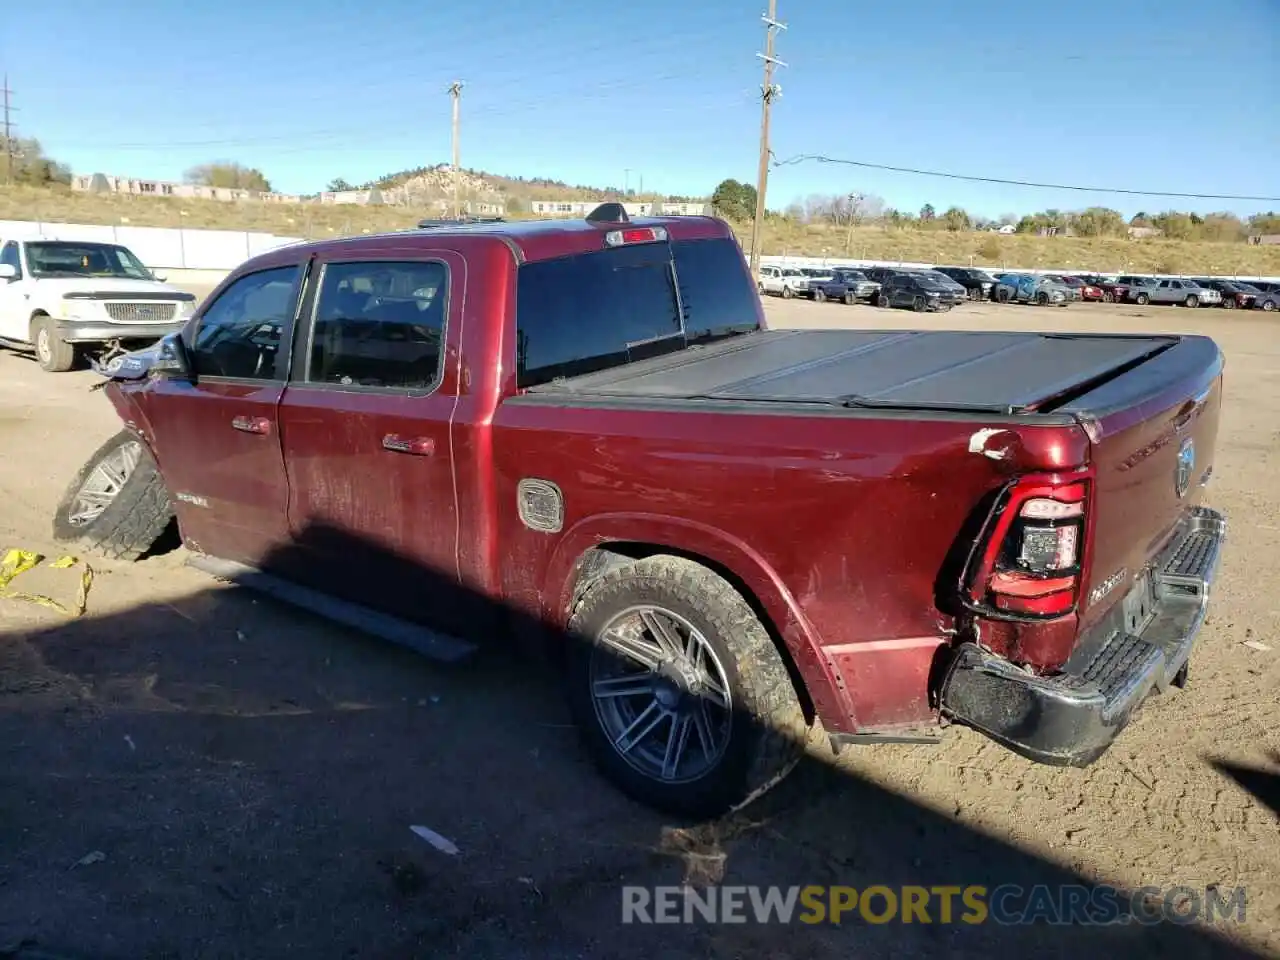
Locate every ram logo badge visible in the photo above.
<box><xmin>1175</xmin><ymin>438</ymin><xmax>1195</xmax><ymax>499</ymax></box>
<box><xmin>175</xmin><ymin>492</ymin><xmax>210</xmax><ymax>508</ymax></box>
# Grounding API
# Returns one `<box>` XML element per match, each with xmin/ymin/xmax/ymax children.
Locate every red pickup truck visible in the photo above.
<box><xmin>54</xmin><ymin>205</ymin><xmax>1228</xmax><ymax>817</ymax></box>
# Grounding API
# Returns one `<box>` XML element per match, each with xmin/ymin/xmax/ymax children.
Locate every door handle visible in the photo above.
<box><xmin>231</xmin><ymin>415</ymin><xmax>272</xmax><ymax>435</ymax></box>
<box><xmin>382</xmin><ymin>434</ymin><xmax>435</xmax><ymax>456</ymax></box>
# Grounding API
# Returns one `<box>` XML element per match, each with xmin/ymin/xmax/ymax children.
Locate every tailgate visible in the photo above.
<box><xmin>1056</xmin><ymin>335</ymin><xmax>1224</xmax><ymax>633</ymax></box>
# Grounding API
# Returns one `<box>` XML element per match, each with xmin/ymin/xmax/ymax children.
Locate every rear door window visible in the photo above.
<box><xmin>305</xmin><ymin>260</ymin><xmax>447</xmax><ymax>391</ymax></box>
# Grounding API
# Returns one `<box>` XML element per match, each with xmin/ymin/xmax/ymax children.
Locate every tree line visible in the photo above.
<box><xmin>712</xmin><ymin>179</ymin><xmax>1279</xmax><ymax>243</ymax></box>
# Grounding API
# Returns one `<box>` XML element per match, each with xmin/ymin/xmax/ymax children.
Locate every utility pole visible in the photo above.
<box><xmin>448</xmin><ymin>81</ymin><xmax>463</xmax><ymax>219</ymax></box>
<box><xmin>845</xmin><ymin>192</ymin><xmax>861</xmax><ymax>253</ymax></box>
<box><xmin>748</xmin><ymin>3</ymin><xmax>786</xmax><ymax>278</ymax></box>
<box><xmin>2</xmin><ymin>75</ymin><xmax>16</xmax><ymax>186</ymax></box>
<box><xmin>624</xmin><ymin>168</ymin><xmax>631</xmax><ymax>195</ymax></box>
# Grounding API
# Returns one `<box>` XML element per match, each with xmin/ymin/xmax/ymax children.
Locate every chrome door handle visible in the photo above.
<box><xmin>231</xmin><ymin>416</ymin><xmax>271</xmax><ymax>435</ymax></box>
<box><xmin>382</xmin><ymin>434</ymin><xmax>434</xmax><ymax>456</ymax></box>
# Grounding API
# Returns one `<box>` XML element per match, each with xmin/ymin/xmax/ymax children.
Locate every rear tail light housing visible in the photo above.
<box><xmin>962</xmin><ymin>475</ymin><xmax>1091</xmax><ymax>620</ymax></box>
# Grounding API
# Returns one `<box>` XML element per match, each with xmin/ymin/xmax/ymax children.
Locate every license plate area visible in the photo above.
<box><xmin>1121</xmin><ymin>570</ymin><xmax>1159</xmax><ymax>635</ymax></box>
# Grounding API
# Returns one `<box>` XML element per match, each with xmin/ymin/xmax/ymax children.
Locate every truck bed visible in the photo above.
<box><xmin>526</xmin><ymin>329</ymin><xmax>1179</xmax><ymax>417</ymax></box>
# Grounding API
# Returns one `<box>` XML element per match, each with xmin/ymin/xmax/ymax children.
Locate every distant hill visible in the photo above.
<box><xmin>361</xmin><ymin>164</ymin><xmax>702</xmax><ymax>208</ymax></box>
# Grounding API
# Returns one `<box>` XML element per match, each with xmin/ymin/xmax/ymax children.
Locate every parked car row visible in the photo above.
<box><xmin>760</xmin><ymin>262</ymin><xmax>1280</xmax><ymax>312</ymax></box>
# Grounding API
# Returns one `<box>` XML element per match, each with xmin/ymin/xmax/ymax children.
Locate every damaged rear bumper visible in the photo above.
<box><xmin>939</xmin><ymin>505</ymin><xmax>1227</xmax><ymax>767</ymax></box>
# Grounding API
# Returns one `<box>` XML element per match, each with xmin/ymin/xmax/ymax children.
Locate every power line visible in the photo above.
<box><xmin>749</xmin><ymin>2</ymin><xmax>785</xmax><ymax>278</ymax></box>
<box><xmin>770</xmin><ymin>153</ymin><xmax>1280</xmax><ymax>204</ymax></box>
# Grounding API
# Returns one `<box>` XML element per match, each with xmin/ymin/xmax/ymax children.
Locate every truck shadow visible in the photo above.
<box><xmin>0</xmin><ymin>521</ymin><xmax>1265</xmax><ymax>960</ymax></box>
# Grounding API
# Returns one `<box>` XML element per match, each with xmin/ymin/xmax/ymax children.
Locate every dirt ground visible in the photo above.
<box><xmin>0</xmin><ymin>296</ymin><xmax>1277</xmax><ymax>960</ymax></box>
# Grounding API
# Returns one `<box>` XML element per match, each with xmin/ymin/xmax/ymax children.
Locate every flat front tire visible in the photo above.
<box><xmin>565</xmin><ymin>555</ymin><xmax>809</xmax><ymax>819</ymax></box>
<box><xmin>52</xmin><ymin>430</ymin><xmax>174</xmax><ymax>561</ymax></box>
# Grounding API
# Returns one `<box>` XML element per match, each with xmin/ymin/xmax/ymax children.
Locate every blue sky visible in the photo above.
<box><xmin>3</xmin><ymin>0</ymin><xmax>1277</xmax><ymax>220</ymax></box>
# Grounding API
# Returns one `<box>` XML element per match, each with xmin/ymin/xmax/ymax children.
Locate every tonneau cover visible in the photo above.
<box><xmin>529</xmin><ymin>329</ymin><xmax>1177</xmax><ymax>415</ymax></box>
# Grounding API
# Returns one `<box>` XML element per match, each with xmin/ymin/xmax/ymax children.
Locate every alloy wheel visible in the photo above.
<box><xmin>590</xmin><ymin>604</ymin><xmax>733</xmax><ymax>784</ymax></box>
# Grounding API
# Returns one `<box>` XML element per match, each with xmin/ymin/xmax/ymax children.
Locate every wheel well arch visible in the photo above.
<box><xmin>565</xmin><ymin>541</ymin><xmax>818</xmax><ymax>725</ymax></box>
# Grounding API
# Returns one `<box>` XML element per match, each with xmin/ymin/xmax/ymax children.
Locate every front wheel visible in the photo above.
<box><xmin>996</xmin><ymin>287</ymin><xmax>1011</xmax><ymax>304</ymax></box>
<box><xmin>565</xmin><ymin>555</ymin><xmax>809</xmax><ymax>818</ymax></box>
<box><xmin>813</xmin><ymin>287</ymin><xmax>826</xmax><ymax>303</ymax></box>
<box><xmin>52</xmin><ymin>430</ymin><xmax>174</xmax><ymax>561</ymax></box>
<box><xmin>1184</xmin><ymin>295</ymin><xmax>1199</xmax><ymax>308</ymax></box>
<box><xmin>1262</xmin><ymin>299</ymin><xmax>1277</xmax><ymax>312</ymax></box>
<box><xmin>757</xmin><ymin>281</ymin><xmax>766</xmax><ymax>295</ymax></box>
<box><xmin>843</xmin><ymin>291</ymin><xmax>856</xmax><ymax>305</ymax></box>
<box><xmin>32</xmin><ymin>315</ymin><xmax>77</xmax><ymax>373</ymax></box>
<box><xmin>912</xmin><ymin>296</ymin><xmax>926</xmax><ymax>312</ymax></box>
<box><xmin>1036</xmin><ymin>291</ymin><xmax>1050</xmax><ymax>306</ymax></box>
<box><xmin>876</xmin><ymin>293</ymin><xmax>890</xmax><ymax>308</ymax></box>
<box><xmin>1223</xmin><ymin>297</ymin><xmax>1236</xmax><ymax>309</ymax></box>
<box><xmin>1103</xmin><ymin>291</ymin><xmax>1115</xmax><ymax>303</ymax></box>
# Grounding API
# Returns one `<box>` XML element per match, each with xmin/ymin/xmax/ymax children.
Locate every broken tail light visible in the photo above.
<box><xmin>965</xmin><ymin>475</ymin><xmax>1091</xmax><ymax>619</ymax></box>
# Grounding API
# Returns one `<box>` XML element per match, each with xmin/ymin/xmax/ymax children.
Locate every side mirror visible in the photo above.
<box><xmin>152</xmin><ymin>332</ymin><xmax>194</xmax><ymax>380</ymax></box>
<box><xmin>0</xmin><ymin>263</ymin><xmax>16</xmax><ymax>281</ymax></box>
<box><xmin>153</xmin><ymin>274</ymin><xmax>167</xmax><ymax>283</ymax></box>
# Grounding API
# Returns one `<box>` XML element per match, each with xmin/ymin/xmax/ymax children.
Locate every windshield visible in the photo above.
<box><xmin>1233</xmin><ymin>282</ymin><xmax>1261</xmax><ymax>293</ymax></box>
<box><xmin>839</xmin><ymin>271</ymin><xmax>868</xmax><ymax>282</ymax></box>
<box><xmin>26</xmin><ymin>242</ymin><xmax>155</xmax><ymax>280</ymax></box>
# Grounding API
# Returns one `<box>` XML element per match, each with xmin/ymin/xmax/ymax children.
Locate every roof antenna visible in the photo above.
<box><xmin>586</xmin><ymin>202</ymin><xmax>629</xmax><ymax>225</ymax></box>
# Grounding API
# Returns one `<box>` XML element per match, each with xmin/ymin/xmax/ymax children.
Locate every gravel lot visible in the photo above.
<box><xmin>0</xmin><ymin>296</ymin><xmax>1277</xmax><ymax>960</ymax></box>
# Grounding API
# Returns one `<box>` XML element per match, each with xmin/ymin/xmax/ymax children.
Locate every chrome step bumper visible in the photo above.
<box><xmin>939</xmin><ymin>506</ymin><xmax>1227</xmax><ymax>767</ymax></box>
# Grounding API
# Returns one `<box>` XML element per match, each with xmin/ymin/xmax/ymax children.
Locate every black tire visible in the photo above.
<box><xmin>912</xmin><ymin>296</ymin><xmax>926</xmax><ymax>312</ymax></box>
<box><xmin>996</xmin><ymin>287</ymin><xmax>1010</xmax><ymax>304</ymax></box>
<box><xmin>1261</xmin><ymin>299</ymin><xmax>1276</xmax><ymax>312</ymax></box>
<box><xmin>813</xmin><ymin>287</ymin><xmax>826</xmax><ymax>303</ymax></box>
<box><xmin>781</xmin><ymin>285</ymin><xmax>794</xmax><ymax>299</ymax></box>
<box><xmin>1223</xmin><ymin>297</ymin><xmax>1236</xmax><ymax>309</ymax></box>
<box><xmin>52</xmin><ymin>430</ymin><xmax>174</xmax><ymax>561</ymax></box>
<box><xmin>1103</xmin><ymin>291</ymin><xmax>1115</xmax><ymax>303</ymax></box>
<box><xmin>1036</xmin><ymin>291</ymin><xmax>1050</xmax><ymax>306</ymax></box>
<box><xmin>757</xmin><ymin>281</ymin><xmax>765</xmax><ymax>295</ymax></box>
<box><xmin>1184</xmin><ymin>295</ymin><xmax>1198</xmax><ymax>308</ymax></box>
<box><xmin>565</xmin><ymin>555</ymin><xmax>809</xmax><ymax>819</ymax></box>
<box><xmin>1135</xmin><ymin>292</ymin><xmax>1150</xmax><ymax>305</ymax></box>
<box><xmin>843</xmin><ymin>291</ymin><xmax>856</xmax><ymax>305</ymax></box>
<box><xmin>875</xmin><ymin>293</ymin><xmax>889</xmax><ymax>308</ymax></box>
<box><xmin>32</xmin><ymin>315</ymin><xmax>76</xmax><ymax>373</ymax></box>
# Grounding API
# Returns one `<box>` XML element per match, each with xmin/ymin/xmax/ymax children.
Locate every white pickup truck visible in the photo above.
<box><xmin>0</xmin><ymin>237</ymin><xmax>197</xmax><ymax>372</ymax></box>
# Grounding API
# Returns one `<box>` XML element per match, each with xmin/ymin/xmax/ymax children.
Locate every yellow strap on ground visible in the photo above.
<box><xmin>0</xmin><ymin>548</ymin><xmax>94</xmax><ymax>617</ymax></box>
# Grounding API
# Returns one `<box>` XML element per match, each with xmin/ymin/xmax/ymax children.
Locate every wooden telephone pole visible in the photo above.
<box><xmin>2</xmin><ymin>75</ymin><xmax>17</xmax><ymax>186</ymax></box>
<box><xmin>748</xmin><ymin>3</ymin><xmax>785</xmax><ymax>278</ymax></box>
<box><xmin>448</xmin><ymin>81</ymin><xmax>463</xmax><ymax>219</ymax></box>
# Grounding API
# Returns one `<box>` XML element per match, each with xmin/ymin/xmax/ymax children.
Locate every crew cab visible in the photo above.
<box><xmin>797</xmin><ymin>268</ymin><xmax>855</xmax><ymax>304</ymax></box>
<box><xmin>0</xmin><ymin>237</ymin><xmax>197</xmax><ymax>372</ymax></box>
<box><xmin>55</xmin><ymin>206</ymin><xmax>1228</xmax><ymax>818</ymax></box>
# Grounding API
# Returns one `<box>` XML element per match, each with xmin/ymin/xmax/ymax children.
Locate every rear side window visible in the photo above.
<box><xmin>515</xmin><ymin>237</ymin><xmax>759</xmax><ymax>388</ymax></box>
<box><xmin>306</xmin><ymin>260</ymin><xmax>447</xmax><ymax>391</ymax></box>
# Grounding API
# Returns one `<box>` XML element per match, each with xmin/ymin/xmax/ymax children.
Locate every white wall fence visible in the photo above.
<box><xmin>0</xmin><ymin>219</ymin><xmax>302</xmax><ymax>271</ymax></box>
<box><xmin>2</xmin><ymin>219</ymin><xmax>1275</xmax><ymax>284</ymax></box>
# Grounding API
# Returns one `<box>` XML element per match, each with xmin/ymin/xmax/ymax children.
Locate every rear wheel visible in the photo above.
<box><xmin>565</xmin><ymin>555</ymin><xmax>809</xmax><ymax>818</ymax></box>
<box><xmin>1135</xmin><ymin>292</ymin><xmax>1150</xmax><ymax>305</ymax></box>
<box><xmin>32</xmin><ymin>315</ymin><xmax>77</xmax><ymax>373</ymax></box>
<box><xmin>1103</xmin><ymin>291</ymin><xmax>1115</xmax><ymax>303</ymax></box>
<box><xmin>781</xmin><ymin>285</ymin><xmax>794</xmax><ymax>299</ymax></box>
<box><xmin>52</xmin><ymin>430</ymin><xmax>174</xmax><ymax>561</ymax></box>
<box><xmin>757</xmin><ymin>281</ymin><xmax>765</xmax><ymax>294</ymax></box>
